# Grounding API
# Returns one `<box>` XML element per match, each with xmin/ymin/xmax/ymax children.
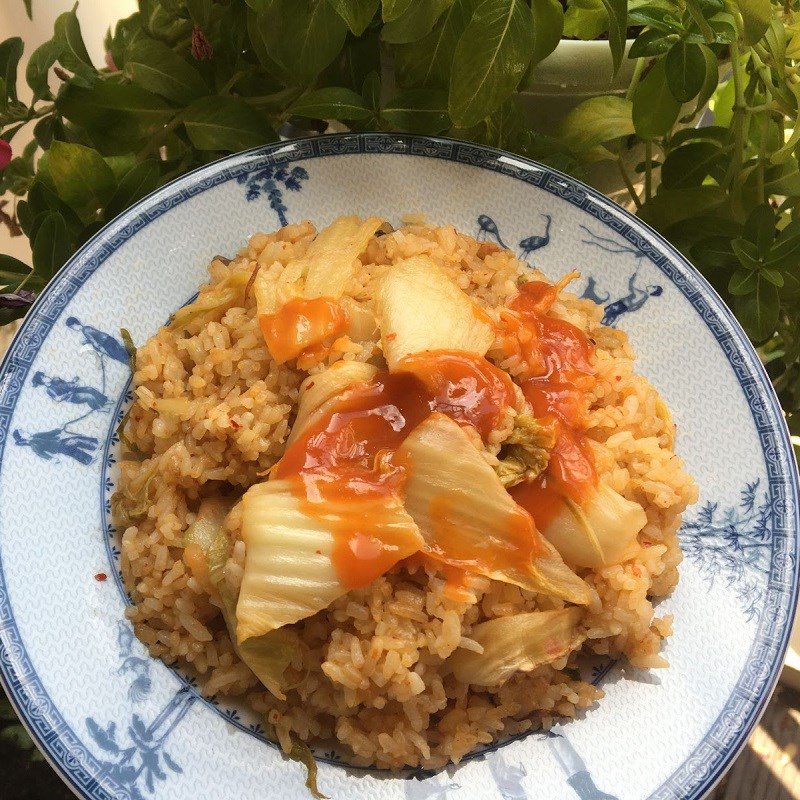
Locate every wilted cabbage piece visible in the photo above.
<box><xmin>254</xmin><ymin>216</ymin><xmax>383</xmax><ymax>317</ymax></box>
<box><xmin>236</xmin><ymin>480</ymin><xmax>423</xmax><ymax>643</ymax></box>
<box><xmin>254</xmin><ymin>216</ymin><xmax>383</xmax><ymax>363</ymax></box>
<box><xmin>450</xmin><ymin>607</ymin><xmax>584</xmax><ymax>686</ymax></box>
<box><xmin>170</xmin><ymin>270</ymin><xmax>250</xmax><ymax>329</ymax></box>
<box><xmin>183</xmin><ymin>498</ymin><xmax>299</xmax><ymax>700</ymax></box>
<box><xmin>375</xmin><ymin>256</ymin><xmax>495</xmax><ymax>370</ymax></box>
<box><xmin>111</xmin><ymin>459</ymin><xmax>160</xmax><ymax>529</ymax></box>
<box><xmin>541</xmin><ymin>481</ymin><xmax>647</xmax><ymax>569</ymax></box>
<box><xmin>254</xmin><ymin>258</ymin><xmax>307</xmax><ymax>318</ymax></box>
<box><xmin>303</xmin><ymin>215</ymin><xmax>384</xmax><ymax>298</ymax></box>
<box><xmin>288</xmin><ymin>361</ymin><xmax>379</xmax><ymax>446</ymax></box>
<box><xmin>339</xmin><ymin>296</ymin><xmax>379</xmax><ymax>343</ymax></box>
<box><xmin>396</xmin><ymin>414</ymin><xmax>594</xmax><ymax>606</ymax></box>
<box><xmin>495</xmin><ymin>414</ymin><xmax>557</xmax><ymax>488</ymax></box>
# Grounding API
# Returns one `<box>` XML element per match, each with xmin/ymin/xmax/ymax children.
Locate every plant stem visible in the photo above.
<box><xmin>722</xmin><ymin>13</ymin><xmax>749</xmax><ymax>189</ymax></box>
<box><xmin>27</xmin><ymin>104</ymin><xmax>54</xmax><ymax>121</ymax></box>
<box><xmin>644</xmin><ymin>140</ymin><xmax>653</xmax><ymax>202</ymax></box>
<box><xmin>218</xmin><ymin>67</ymin><xmax>258</xmax><ymax>95</ymax></box>
<box><xmin>684</xmin><ymin>0</ymin><xmax>716</xmax><ymax>43</ymax></box>
<box><xmin>617</xmin><ymin>155</ymin><xmax>642</xmax><ymax>209</ymax></box>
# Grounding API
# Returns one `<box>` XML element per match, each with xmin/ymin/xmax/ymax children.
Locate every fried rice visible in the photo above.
<box><xmin>116</xmin><ymin>217</ymin><xmax>698</xmax><ymax>771</ymax></box>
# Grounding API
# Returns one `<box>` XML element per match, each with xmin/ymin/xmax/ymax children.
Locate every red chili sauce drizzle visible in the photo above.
<box><xmin>506</xmin><ymin>281</ymin><xmax>598</xmax><ymax>529</ymax></box>
<box><xmin>259</xmin><ymin>296</ymin><xmax>348</xmax><ymax>364</ymax></box>
<box><xmin>274</xmin><ymin>351</ymin><xmax>515</xmax><ymax>589</ymax></box>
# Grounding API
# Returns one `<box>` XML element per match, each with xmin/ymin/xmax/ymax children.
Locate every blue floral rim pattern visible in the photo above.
<box><xmin>0</xmin><ymin>133</ymin><xmax>797</xmax><ymax>800</ymax></box>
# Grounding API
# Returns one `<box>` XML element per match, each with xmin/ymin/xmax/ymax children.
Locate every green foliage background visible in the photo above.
<box><xmin>0</xmin><ymin>0</ymin><xmax>798</xmax><ymax>452</ymax></box>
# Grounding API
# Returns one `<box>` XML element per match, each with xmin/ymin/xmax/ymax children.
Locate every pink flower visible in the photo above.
<box><xmin>0</xmin><ymin>140</ymin><xmax>11</xmax><ymax>171</ymax></box>
<box><xmin>105</xmin><ymin>51</ymin><xmax>119</xmax><ymax>72</ymax></box>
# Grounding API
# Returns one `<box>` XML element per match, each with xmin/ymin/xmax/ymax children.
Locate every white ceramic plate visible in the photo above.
<box><xmin>0</xmin><ymin>134</ymin><xmax>797</xmax><ymax>800</ymax></box>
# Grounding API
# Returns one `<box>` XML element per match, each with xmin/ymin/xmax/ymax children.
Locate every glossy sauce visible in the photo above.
<box><xmin>397</xmin><ymin>350</ymin><xmax>515</xmax><ymax>439</ymax></box>
<box><xmin>259</xmin><ymin>297</ymin><xmax>348</xmax><ymax>364</ymax></box>
<box><xmin>275</xmin><ymin>351</ymin><xmax>516</xmax><ymax>588</ymax></box>
<box><xmin>507</xmin><ymin>281</ymin><xmax>598</xmax><ymax>528</ymax></box>
<box><xmin>425</xmin><ymin>494</ymin><xmax>544</xmax><ymax>572</ymax></box>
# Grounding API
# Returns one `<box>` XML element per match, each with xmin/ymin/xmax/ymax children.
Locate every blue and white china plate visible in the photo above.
<box><xmin>0</xmin><ymin>134</ymin><xmax>797</xmax><ymax>800</ymax></box>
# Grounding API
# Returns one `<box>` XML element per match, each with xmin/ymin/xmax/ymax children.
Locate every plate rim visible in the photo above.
<box><xmin>0</xmin><ymin>132</ymin><xmax>797</xmax><ymax>800</ymax></box>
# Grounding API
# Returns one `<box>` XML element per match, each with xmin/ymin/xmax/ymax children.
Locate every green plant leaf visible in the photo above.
<box><xmin>639</xmin><ymin>186</ymin><xmax>727</xmax><ymax>230</ymax></box>
<box><xmin>23</xmin><ymin>178</ymin><xmax>83</xmax><ymax>240</ymax></box>
<box><xmin>186</xmin><ymin>0</ymin><xmax>213</xmax><ymax>28</ymax></box>
<box><xmin>449</xmin><ymin>0</ymin><xmax>534</xmax><ymax>128</ymax></box>
<box><xmin>732</xmin><ymin>0</ymin><xmax>770</xmax><ymax>45</ymax></box>
<box><xmin>596</xmin><ymin>0</ymin><xmax>627</xmax><ymax>75</ymax></box>
<box><xmin>141</xmin><ymin>2</ymin><xmax>192</xmax><ymax>46</ymax></box>
<box><xmin>627</xmin><ymin>4</ymin><xmax>677</xmax><ymax>29</ymax></box>
<box><xmin>0</xmin><ymin>121</ymin><xmax>26</xmax><ymax>143</ymax></box>
<box><xmin>289</xmin><ymin>87</ymin><xmax>372</xmax><ymax>120</ymax></box>
<box><xmin>104</xmin><ymin>159</ymin><xmax>162</xmax><ymax>220</ymax></box>
<box><xmin>262</xmin><ymin>0</ymin><xmax>348</xmax><ymax>84</ymax></box>
<box><xmin>670</xmin><ymin>125</ymin><xmax>729</xmax><ymax>149</ymax></box>
<box><xmin>664</xmin><ymin>40</ymin><xmax>706</xmax><ymax>102</ymax></box>
<box><xmin>362</xmin><ymin>70</ymin><xmax>382</xmax><ymax>109</ymax></box>
<box><xmin>559</xmin><ymin>95</ymin><xmax>633</xmax><ymax>158</ymax></box>
<box><xmin>531</xmin><ymin>0</ymin><xmax>564</xmax><ymax>68</ymax></box>
<box><xmin>323</xmin><ymin>27</ymin><xmax>382</xmax><ymax>92</ymax></box>
<box><xmin>3</xmin><ymin>156</ymin><xmax>35</xmax><ymax>195</ymax></box>
<box><xmin>682</xmin><ymin>43</ymin><xmax>718</xmax><ymax>122</ymax></box>
<box><xmin>54</xmin><ymin>8</ymin><xmax>97</xmax><ymax>83</ymax></box>
<box><xmin>691</xmin><ymin>234</ymin><xmax>737</xmax><ymax>270</ymax></box>
<box><xmin>25</xmin><ymin>39</ymin><xmax>63</xmax><ymax>101</ymax></box>
<box><xmin>394</xmin><ymin>0</ymin><xmax>477</xmax><ymax>88</ymax></box>
<box><xmin>661</xmin><ymin>141</ymin><xmax>724</xmax><ymax>189</ymax></box>
<box><xmin>765</xmin><ymin>220</ymin><xmax>800</xmax><ymax>270</ymax></box>
<box><xmin>628</xmin><ymin>28</ymin><xmax>678</xmax><ymax>58</ymax></box>
<box><xmin>31</xmin><ymin>212</ymin><xmax>72</xmax><ymax>282</ymax></box>
<box><xmin>183</xmin><ymin>95</ymin><xmax>275</xmax><ymax>151</ymax></box>
<box><xmin>0</xmin><ymin>37</ymin><xmax>24</xmax><ymax>102</ymax></box>
<box><xmin>381</xmin><ymin>88</ymin><xmax>450</xmax><ymax>133</ymax></box>
<box><xmin>732</xmin><ymin>237</ymin><xmax>761</xmax><ymax>271</ymax></box>
<box><xmin>329</xmin><ymin>0</ymin><xmax>379</xmax><ymax>34</ymax></box>
<box><xmin>56</xmin><ymin>82</ymin><xmax>173</xmax><ymax>152</ymax></box>
<box><xmin>761</xmin><ymin>267</ymin><xmax>784</xmax><ymax>287</ymax></box>
<box><xmin>48</xmin><ymin>141</ymin><xmax>116</xmax><ymax>223</ymax></box>
<box><xmin>563</xmin><ymin>0</ymin><xmax>608</xmax><ymax>40</ymax></box>
<box><xmin>743</xmin><ymin>203</ymin><xmax>776</xmax><ymax>256</ymax></box>
<box><xmin>382</xmin><ymin>0</ymin><xmax>415</xmax><ymax>21</ymax></box>
<box><xmin>728</xmin><ymin>267</ymin><xmax>757</xmax><ymax>295</ymax></box>
<box><xmin>246</xmin><ymin>8</ymin><xmax>291</xmax><ymax>82</ymax></box>
<box><xmin>764</xmin><ymin>161</ymin><xmax>800</xmax><ymax>196</ymax></box>
<box><xmin>735</xmin><ymin>277</ymin><xmax>779</xmax><ymax>341</ymax></box>
<box><xmin>123</xmin><ymin>37</ymin><xmax>207</xmax><ymax>104</ymax></box>
<box><xmin>107</xmin><ymin>12</ymin><xmax>145</xmax><ymax>71</ymax></box>
<box><xmin>0</xmin><ymin>254</ymin><xmax>34</xmax><ymax>289</ymax></box>
<box><xmin>103</xmin><ymin>154</ymin><xmax>138</xmax><ymax>184</ymax></box>
<box><xmin>632</xmin><ymin>60</ymin><xmax>681</xmax><ymax>139</ymax></box>
<box><xmin>383</xmin><ymin>0</ymin><xmax>454</xmax><ymax>43</ymax></box>
<box><xmin>780</xmin><ymin>265</ymin><xmax>800</xmax><ymax>299</ymax></box>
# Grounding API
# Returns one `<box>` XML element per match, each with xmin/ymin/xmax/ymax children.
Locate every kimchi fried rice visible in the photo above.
<box><xmin>114</xmin><ymin>215</ymin><xmax>698</xmax><ymax>773</ymax></box>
